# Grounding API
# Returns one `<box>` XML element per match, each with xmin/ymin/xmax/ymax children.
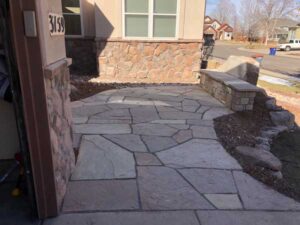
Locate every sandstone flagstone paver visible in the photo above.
<box><xmin>159</xmin><ymin>111</ymin><xmax>203</xmax><ymax>120</ymax></box>
<box><xmin>91</xmin><ymin>108</ymin><xmax>131</xmax><ymax>120</ymax></box>
<box><xmin>138</xmin><ymin>166</ymin><xmax>214</xmax><ymax>210</ymax></box>
<box><xmin>61</xmin><ymin>86</ymin><xmax>300</xmax><ymax>225</ymax></box>
<box><xmin>157</xmin><ymin>139</ymin><xmax>242</xmax><ymax>169</ymax></box>
<box><xmin>142</xmin><ymin>136</ymin><xmax>177</xmax><ymax>152</ymax></box>
<box><xmin>202</xmin><ymin>107</ymin><xmax>233</xmax><ymax>120</ymax></box>
<box><xmin>233</xmin><ymin>171</ymin><xmax>300</xmax><ymax>210</ymax></box>
<box><xmin>179</xmin><ymin>169</ymin><xmax>237</xmax><ymax>194</ymax></box>
<box><xmin>135</xmin><ymin>153</ymin><xmax>162</xmax><ymax>166</ymax></box>
<box><xmin>63</xmin><ymin>180</ymin><xmax>139</xmax><ymax>212</ymax></box>
<box><xmin>204</xmin><ymin>194</ymin><xmax>243</xmax><ymax>209</ymax></box>
<box><xmin>173</xmin><ymin>129</ymin><xmax>193</xmax><ymax>143</ymax></box>
<box><xmin>187</xmin><ymin>119</ymin><xmax>214</xmax><ymax>126</ymax></box>
<box><xmin>44</xmin><ymin>211</ymin><xmax>200</xmax><ymax>225</ymax></box>
<box><xmin>72</xmin><ymin>116</ymin><xmax>88</xmax><ymax>124</ymax></box>
<box><xmin>72</xmin><ymin>104</ymin><xmax>109</xmax><ymax>117</ymax></box>
<box><xmin>150</xmin><ymin>119</ymin><xmax>186</xmax><ymax>124</ymax></box>
<box><xmin>197</xmin><ymin>211</ymin><xmax>300</xmax><ymax>225</ymax></box>
<box><xmin>131</xmin><ymin>106</ymin><xmax>160</xmax><ymax>123</ymax></box>
<box><xmin>104</xmin><ymin>134</ymin><xmax>147</xmax><ymax>152</ymax></box>
<box><xmin>132</xmin><ymin>123</ymin><xmax>178</xmax><ymax>136</ymax></box>
<box><xmin>191</xmin><ymin>125</ymin><xmax>218</xmax><ymax>139</ymax></box>
<box><xmin>73</xmin><ymin>124</ymin><xmax>131</xmax><ymax>134</ymax></box>
<box><xmin>72</xmin><ymin>135</ymin><xmax>136</xmax><ymax>180</ymax></box>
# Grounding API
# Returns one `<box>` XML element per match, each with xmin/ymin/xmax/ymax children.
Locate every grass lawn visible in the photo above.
<box><xmin>258</xmin><ymin>80</ymin><xmax>300</xmax><ymax>95</ymax></box>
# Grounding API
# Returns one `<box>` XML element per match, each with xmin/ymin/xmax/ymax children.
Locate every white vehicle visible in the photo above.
<box><xmin>278</xmin><ymin>39</ymin><xmax>300</xmax><ymax>51</ymax></box>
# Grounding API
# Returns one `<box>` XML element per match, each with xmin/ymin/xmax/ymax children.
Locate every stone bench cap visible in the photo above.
<box><xmin>225</xmin><ymin>80</ymin><xmax>262</xmax><ymax>92</ymax></box>
<box><xmin>201</xmin><ymin>69</ymin><xmax>262</xmax><ymax>92</ymax></box>
<box><xmin>201</xmin><ymin>70</ymin><xmax>237</xmax><ymax>82</ymax></box>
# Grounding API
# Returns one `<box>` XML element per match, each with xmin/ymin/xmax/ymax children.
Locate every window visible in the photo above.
<box><xmin>62</xmin><ymin>0</ymin><xmax>82</xmax><ymax>36</ymax></box>
<box><xmin>123</xmin><ymin>0</ymin><xmax>179</xmax><ymax>39</ymax></box>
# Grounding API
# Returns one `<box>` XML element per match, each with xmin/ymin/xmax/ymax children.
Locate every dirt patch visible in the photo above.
<box><xmin>214</xmin><ymin>102</ymin><xmax>300</xmax><ymax>202</ymax></box>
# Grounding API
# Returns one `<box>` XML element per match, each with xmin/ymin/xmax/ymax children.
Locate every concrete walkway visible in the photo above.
<box><xmin>45</xmin><ymin>86</ymin><xmax>300</xmax><ymax>225</ymax></box>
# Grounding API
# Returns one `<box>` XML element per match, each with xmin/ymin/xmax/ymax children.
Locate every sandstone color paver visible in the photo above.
<box><xmin>156</xmin><ymin>139</ymin><xmax>242</xmax><ymax>169</ymax></box>
<box><xmin>72</xmin><ymin>135</ymin><xmax>136</xmax><ymax>180</ymax></box>
<box><xmin>44</xmin><ymin>86</ymin><xmax>300</xmax><ymax>225</ymax></box>
<box><xmin>63</xmin><ymin>180</ymin><xmax>139</xmax><ymax>212</ymax></box>
<box><xmin>138</xmin><ymin>166</ymin><xmax>214</xmax><ymax>210</ymax></box>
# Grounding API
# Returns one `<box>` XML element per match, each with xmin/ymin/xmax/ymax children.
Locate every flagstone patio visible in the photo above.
<box><xmin>45</xmin><ymin>86</ymin><xmax>300</xmax><ymax>225</ymax></box>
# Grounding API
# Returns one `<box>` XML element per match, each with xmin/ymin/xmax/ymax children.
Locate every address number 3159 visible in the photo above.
<box><xmin>49</xmin><ymin>13</ymin><xmax>65</xmax><ymax>36</ymax></box>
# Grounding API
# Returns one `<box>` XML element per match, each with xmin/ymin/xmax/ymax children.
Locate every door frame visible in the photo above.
<box><xmin>9</xmin><ymin>0</ymin><xmax>60</xmax><ymax>218</ymax></box>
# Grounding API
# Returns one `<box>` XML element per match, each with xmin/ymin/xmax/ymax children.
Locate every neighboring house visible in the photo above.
<box><xmin>203</xmin><ymin>16</ymin><xmax>233</xmax><ymax>41</ymax></box>
<box><xmin>255</xmin><ymin>18</ymin><xmax>299</xmax><ymax>43</ymax></box>
<box><xmin>288</xmin><ymin>24</ymin><xmax>300</xmax><ymax>40</ymax></box>
<box><xmin>64</xmin><ymin>0</ymin><xmax>206</xmax><ymax>83</ymax></box>
<box><xmin>218</xmin><ymin>23</ymin><xmax>233</xmax><ymax>40</ymax></box>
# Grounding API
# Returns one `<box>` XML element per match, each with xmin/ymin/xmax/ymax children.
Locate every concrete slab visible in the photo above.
<box><xmin>44</xmin><ymin>211</ymin><xmax>200</xmax><ymax>225</ymax></box>
<box><xmin>197</xmin><ymin>211</ymin><xmax>300</xmax><ymax>225</ymax></box>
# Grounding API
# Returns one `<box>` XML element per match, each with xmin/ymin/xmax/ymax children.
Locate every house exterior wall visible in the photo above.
<box><xmin>91</xmin><ymin>0</ymin><xmax>205</xmax><ymax>83</ymax></box>
<box><xmin>94</xmin><ymin>0</ymin><xmax>205</xmax><ymax>40</ymax></box>
<box><xmin>10</xmin><ymin>0</ymin><xmax>75</xmax><ymax>218</ymax></box>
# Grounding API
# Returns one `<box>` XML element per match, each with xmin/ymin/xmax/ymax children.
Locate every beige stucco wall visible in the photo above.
<box><xmin>35</xmin><ymin>0</ymin><xmax>66</xmax><ymax>65</ymax></box>
<box><xmin>93</xmin><ymin>0</ymin><xmax>205</xmax><ymax>40</ymax></box>
<box><xmin>0</xmin><ymin>100</ymin><xmax>19</xmax><ymax>159</ymax></box>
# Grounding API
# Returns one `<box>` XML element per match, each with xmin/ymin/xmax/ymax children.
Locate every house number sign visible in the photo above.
<box><xmin>49</xmin><ymin>13</ymin><xmax>65</xmax><ymax>36</ymax></box>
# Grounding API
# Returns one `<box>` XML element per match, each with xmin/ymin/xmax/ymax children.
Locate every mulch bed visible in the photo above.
<box><xmin>70</xmin><ymin>79</ymin><xmax>116</xmax><ymax>102</ymax></box>
<box><xmin>214</xmin><ymin>102</ymin><xmax>300</xmax><ymax>202</ymax></box>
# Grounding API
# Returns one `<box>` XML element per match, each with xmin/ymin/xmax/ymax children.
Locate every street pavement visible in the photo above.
<box><xmin>211</xmin><ymin>42</ymin><xmax>300</xmax><ymax>77</ymax></box>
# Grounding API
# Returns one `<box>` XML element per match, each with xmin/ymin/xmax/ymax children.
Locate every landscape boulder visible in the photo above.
<box><xmin>270</xmin><ymin>111</ymin><xmax>295</xmax><ymax>129</ymax></box>
<box><xmin>235</xmin><ymin>146</ymin><xmax>282</xmax><ymax>171</ymax></box>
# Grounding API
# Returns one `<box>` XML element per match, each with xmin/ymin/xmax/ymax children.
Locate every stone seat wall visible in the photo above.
<box><xmin>200</xmin><ymin>70</ymin><xmax>262</xmax><ymax>111</ymax></box>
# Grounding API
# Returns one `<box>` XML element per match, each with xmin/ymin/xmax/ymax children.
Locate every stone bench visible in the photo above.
<box><xmin>200</xmin><ymin>56</ymin><xmax>263</xmax><ymax>111</ymax></box>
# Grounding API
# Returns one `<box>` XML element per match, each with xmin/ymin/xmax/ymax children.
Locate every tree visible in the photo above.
<box><xmin>239</xmin><ymin>0</ymin><xmax>261</xmax><ymax>42</ymax></box>
<box><xmin>212</xmin><ymin>0</ymin><xmax>236</xmax><ymax>25</ymax></box>
<box><xmin>258</xmin><ymin>0</ymin><xmax>300</xmax><ymax>44</ymax></box>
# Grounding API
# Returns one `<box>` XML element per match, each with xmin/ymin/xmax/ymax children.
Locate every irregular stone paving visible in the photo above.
<box><xmin>45</xmin><ymin>86</ymin><xmax>300</xmax><ymax>225</ymax></box>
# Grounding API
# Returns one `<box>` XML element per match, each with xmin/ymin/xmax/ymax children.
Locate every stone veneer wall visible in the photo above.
<box><xmin>201</xmin><ymin>73</ymin><xmax>256</xmax><ymax>111</ymax></box>
<box><xmin>96</xmin><ymin>40</ymin><xmax>202</xmax><ymax>83</ymax></box>
<box><xmin>44</xmin><ymin>59</ymin><xmax>75</xmax><ymax>208</ymax></box>
<box><xmin>65</xmin><ymin>38</ymin><xmax>97</xmax><ymax>75</ymax></box>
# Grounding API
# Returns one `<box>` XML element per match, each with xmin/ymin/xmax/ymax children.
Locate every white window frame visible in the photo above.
<box><xmin>122</xmin><ymin>0</ymin><xmax>180</xmax><ymax>40</ymax></box>
<box><xmin>63</xmin><ymin>0</ymin><xmax>84</xmax><ymax>38</ymax></box>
